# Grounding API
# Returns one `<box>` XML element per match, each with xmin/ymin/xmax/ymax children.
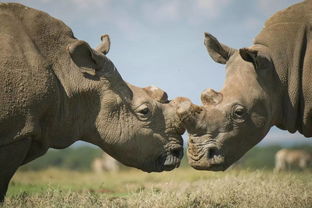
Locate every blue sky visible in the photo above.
<box><xmin>6</xmin><ymin>0</ymin><xmax>311</xmax><ymax>146</ymax></box>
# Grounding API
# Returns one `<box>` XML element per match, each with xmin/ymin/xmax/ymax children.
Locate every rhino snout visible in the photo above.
<box><xmin>187</xmin><ymin>137</ymin><xmax>226</xmax><ymax>171</ymax></box>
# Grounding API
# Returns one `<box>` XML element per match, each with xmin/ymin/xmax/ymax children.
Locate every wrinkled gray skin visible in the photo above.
<box><xmin>177</xmin><ymin>1</ymin><xmax>312</xmax><ymax>171</ymax></box>
<box><xmin>0</xmin><ymin>3</ymin><xmax>184</xmax><ymax>201</ymax></box>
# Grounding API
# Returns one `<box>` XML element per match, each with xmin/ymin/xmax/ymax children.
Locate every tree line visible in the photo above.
<box><xmin>19</xmin><ymin>144</ymin><xmax>312</xmax><ymax>171</ymax></box>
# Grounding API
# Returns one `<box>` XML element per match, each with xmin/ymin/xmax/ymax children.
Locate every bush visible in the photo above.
<box><xmin>20</xmin><ymin>146</ymin><xmax>102</xmax><ymax>171</ymax></box>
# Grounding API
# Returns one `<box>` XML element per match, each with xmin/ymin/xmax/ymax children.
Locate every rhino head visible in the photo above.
<box><xmin>176</xmin><ymin>33</ymin><xmax>278</xmax><ymax>171</ymax></box>
<box><xmin>66</xmin><ymin>35</ymin><xmax>184</xmax><ymax>172</ymax></box>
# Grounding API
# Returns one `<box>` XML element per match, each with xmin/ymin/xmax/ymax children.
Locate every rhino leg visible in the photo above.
<box><xmin>0</xmin><ymin>138</ymin><xmax>31</xmax><ymax>202</ymax></box>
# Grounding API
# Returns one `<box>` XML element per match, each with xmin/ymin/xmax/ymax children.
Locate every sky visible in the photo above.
<box><xmin>5</xmin><ymin>0</ymin><xmax>311</xmax><ymax>146</ymax></box>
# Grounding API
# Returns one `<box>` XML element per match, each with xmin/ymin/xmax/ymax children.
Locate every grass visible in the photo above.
<box><xmin>2</xmin><ymin>168</ymin><xmax>312</xmax><ymax>208</ymax></box>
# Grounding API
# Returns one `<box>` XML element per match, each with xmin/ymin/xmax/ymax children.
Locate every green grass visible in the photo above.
<box><xmin>3</xmin><ymin>168</ymin><xmax>312</xmax><ymax>208</ymax></box>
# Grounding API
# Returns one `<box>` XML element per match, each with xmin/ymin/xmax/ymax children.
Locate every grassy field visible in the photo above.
<box><xmin>2</xmin><ymin>168</ymin><xmax>312</xmax><ymax>208</ymax></box>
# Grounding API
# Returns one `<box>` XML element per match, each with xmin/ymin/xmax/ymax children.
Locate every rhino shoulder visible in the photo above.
<box><xmin>263</xmin><ymin>1</ymin><xmax>309</xmax><ymax>29</ymax></box>
<box><xmin>0</xmin><ymin>4</ymin><xmax>64</xmax><ymax>146</ymax></box>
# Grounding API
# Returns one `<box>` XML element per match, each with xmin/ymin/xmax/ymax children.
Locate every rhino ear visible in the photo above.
<box><xmin>68</xmin><ymin>40</ymin><xmax>104</xmax><ymax>74</ymax></box>
<box><xmin>239</xmin><ymin>48</ymin><xmax>258</xmax><ymax>66</ymax></box>
<box><xmin>204</xmin><ymin>32</ymin><xmax>236</xmax><ymax>64</ymax></box>
<box><xmin>143</xmin><ymin>86</ymin><xmax>169</xmax><ymax>103</ymax></box>
<box><xmin>239</xmin><ymin>48</ymin><xmax>270</xmax><ymax>70</ymax></box>
<box><xmin>95</xmin><ymin>34</ymin><xmax>111</xmax><ymax>55</ymax></box>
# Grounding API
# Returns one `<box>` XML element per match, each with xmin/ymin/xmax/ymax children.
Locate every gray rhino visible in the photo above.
<box><xmin>176</xmin><ymin>0</ymin><xmax>312</xmax><ymax>171</ymax></box>
<box><xmin>0</xmin><ymin>3</ymin><xmax>184</xmax><ymax>200</ymax></box>
<box><xmin>92</xmin><ymin>153</ymin><xmax>121</xmax><ymax>173</ymax></box>
<box><xmin>275</xmin><ymin>149</ymin><xmax>312</xmax><ymax>172</ymax></box>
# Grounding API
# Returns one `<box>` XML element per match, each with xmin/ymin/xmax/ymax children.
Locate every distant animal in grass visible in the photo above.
<box><xmin>275</xmin><ymin>149</ymin><xmax>312</xmax><ymax>172</ymax></box>
<box><xmin>92</xmin><ymin>153</ymin><xmax>121</xmax><ymax>173</ymax></box>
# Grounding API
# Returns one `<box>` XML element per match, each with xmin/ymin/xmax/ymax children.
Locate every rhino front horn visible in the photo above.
<box><xmin>173</xmin><ymin>97</ymin><xmax>203</xmax><ymax>134</ymax></box>
<box><xmin>173</xmin><ymin>97</ymin><xmax>200</xmax><ymax>120</ymax></box>
<box><xmin>96</xmin><ymin>34</ymin><xmax>111</xmax><ymax>55</ymax></box>
<box><xmin>201</xmin><ymin>88</ymin><xmax>223</xmax><ymax>105</ymax></box>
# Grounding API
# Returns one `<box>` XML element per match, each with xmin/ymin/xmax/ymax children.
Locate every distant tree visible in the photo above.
<box><xmin>20</xmin><ymin>146</ymin><xmax>102</xmax><ymax>171</ymax></box>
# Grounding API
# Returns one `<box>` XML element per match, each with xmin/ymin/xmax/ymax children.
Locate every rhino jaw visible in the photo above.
<box><xmin>155</xmin><ymin>142</ymin><xmax>184</xmax><ymax>172</ymax></box>
<box><xmin>165</xmin><ymin>144</ymin><xmax>184</xmax><ymax>169</ymax></box>
<box><xmin>139</xmin><ymin>145</ymin><xmax>183</xmax><ymax>173</ymax></box>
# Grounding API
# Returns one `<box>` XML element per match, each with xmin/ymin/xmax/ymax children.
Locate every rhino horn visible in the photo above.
<box><xmin>174</xmin><ymin>97</ymin><xmax>202</xmax><ymax>133</ymax></box>
<box><xmin>143</xmin><ymin>86</ymin><xmax>169</xmax><ymax>103</ymax></box>
<box><xmin>96</xmin><ymin>34</ymin><xmax>111</xmax><ymax>55</ymax></box>
<box><xmin>201</xmin><ymin>88</ymin><xmax>223</xmax><ymax>105</ymax></box>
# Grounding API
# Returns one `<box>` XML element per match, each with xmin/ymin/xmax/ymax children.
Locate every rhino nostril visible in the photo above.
<box><xmin>207</xmin><ymin>147</ymin><xmax>218</xmax><ymax>159</ymax></box>
<box><xmin>171</xmin><ymin>148</ymin><xmax>182</xmax><ymax>158</ymax></box>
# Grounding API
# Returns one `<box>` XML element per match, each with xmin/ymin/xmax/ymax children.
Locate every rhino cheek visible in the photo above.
<box><xmin>108</xmin><ymin>136</ymin><xmax>162</xmax><ymax>171</ymax></box>
<box><xmin>94</xmin><ymin>112</ymin><xmax>156</xmax><ymax>169</ymax></box>
<box><xmin>221</xmin><ymin>127</ymin><xmax>267</xmax><ymax>167</ymax></box>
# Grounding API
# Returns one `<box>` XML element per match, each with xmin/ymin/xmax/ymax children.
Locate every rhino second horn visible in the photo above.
<box><xmin>95</xmin><ymin>34</ymin><xmax>111</xmax><ymax>55</ymax></box>
<box><xmin>174</xmin><ymin>97</ymin><xmax>192</xmax><ymax>121</ymax></box>
<box><xmin>143</xmin><ymin>86</ymin><xmax>169</xmax><ymax>103</ymax></box>
<box><xmin>201</xmin><ymin>88</ymin><xmax>223</xmax><ymax>105</ymax></box>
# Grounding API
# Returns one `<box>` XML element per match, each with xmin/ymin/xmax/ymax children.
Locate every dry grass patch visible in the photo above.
<box><xmin>3</xmin><ymin>168</ymin><xmax>312</xmax><ymax>208</ymax></box>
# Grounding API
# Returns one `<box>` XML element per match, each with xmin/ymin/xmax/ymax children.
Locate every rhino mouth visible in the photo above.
<box><xmin>155</xmin><ymin>142</ymin><xmax>184</xmax><ymax>172</ymax></box>
<box><xmin>187</xmin><ymin>138</ymin><xmax>226</xmax><ymax>171</ymax></box>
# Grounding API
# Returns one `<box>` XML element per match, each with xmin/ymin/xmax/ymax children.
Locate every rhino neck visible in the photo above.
<box><xmin>44</xmin><ymin>57</ymin><xmax>106</xmax><ymax>148</ymax></box>
<box><xmin>254</xmin><ymin>13</ymin><xmax>312</xmax><ymax>136</ymax></box>
<box><xmin>273</xmin><ymin>26</ymin><xmax>311</xmax><ymax>136</ymax></box>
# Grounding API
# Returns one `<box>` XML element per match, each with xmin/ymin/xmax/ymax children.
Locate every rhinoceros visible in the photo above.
<box><xmin>275</xmin><ymin>149</ymin><xmax>312</xmax><ymax>172</ymax></box>
<box><xmin>176</xmin><ymin>0</ymin><xmax>312</xmax><ymax>171</ymax></box>
<box><xmin>0</xmin><ymin>3</ymin><xmax>184</xmax><ymax>200</ymax></box>
<box><xmin>92</xmin><ymin>153</ymin><xmax>121</xmax><ymax>173</ymax></box>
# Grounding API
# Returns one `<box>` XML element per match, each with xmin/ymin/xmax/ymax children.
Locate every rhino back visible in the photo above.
<box><xmin>262</xmin><ymin>1</ymin><xmax>309</xmax><ymax>28</ymax></box>
<box><xmin>0</xmin><ymin>3</ymin><xmax>75</xmax><ymax>60</ymax></box>
<box><xmin>0</xmin><ymin>3</ymin><xmax>74</xmax><ymax>146</ymax></box>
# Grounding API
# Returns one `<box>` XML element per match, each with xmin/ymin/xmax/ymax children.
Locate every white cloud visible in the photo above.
<box><xmin>257</xmin><ymin>0</ymin><xmax>302</xmax><ymax>16</ymax></box>
<box><xmin>10</xmin><ymin>0</ymin><xmax>233</xmax><ymax>40</ymax></box>
<box><xmin>243</xmin><ymin>17</ymin><xmax>262</xmax><ymax>31</ymax></box>
<box><xmin>72</xmin><ymin>0</ymin><xmax>111</xmax><ymax>10</ymax></box>
<box><xmin>141</xmin><ymin>0</ymin><xmax>232</xmax><ymax>25</ymax></box>
<box><xmin>194</xmin><ymin>0</ymin><xmax>232</xmax><ymax>19</ymax></box>
<box><xmin>152</xmin><ymin>0</ymin><xmax>180</xmax><ymax>21</ymax></box>
<box><xmin>35</xmin><ymin>0</ymin><xmax>112</xmax><ymax>10</ymax></box>
<box><xmin>112</xmin><ymin>14</ymin><xmax>146</xmax><ymax>41</ymax></box>
<box><xmin>141</xmin><ymin>0</ymin><xmax>181</xmax><ymax>23</ymax></box>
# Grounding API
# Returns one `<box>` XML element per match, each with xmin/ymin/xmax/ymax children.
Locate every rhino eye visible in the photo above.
<box><xmin>235</xmin><ymin>108</ymin><xmax>245</xmax><ymax>117</ymax></box>
<box><xmin>139</xmin><ymin>108</ymin><xmax>149</xmax><ymax>115</ymax></box>
<box><xmin>135</xmin><ymin>104</ymin><xmax>152</xmax><ymax>120</ymax></box>
<box><xmin>232</xmin><ymin>104</ymin><xmax>247</xmax><ymax>121</ymax></box>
